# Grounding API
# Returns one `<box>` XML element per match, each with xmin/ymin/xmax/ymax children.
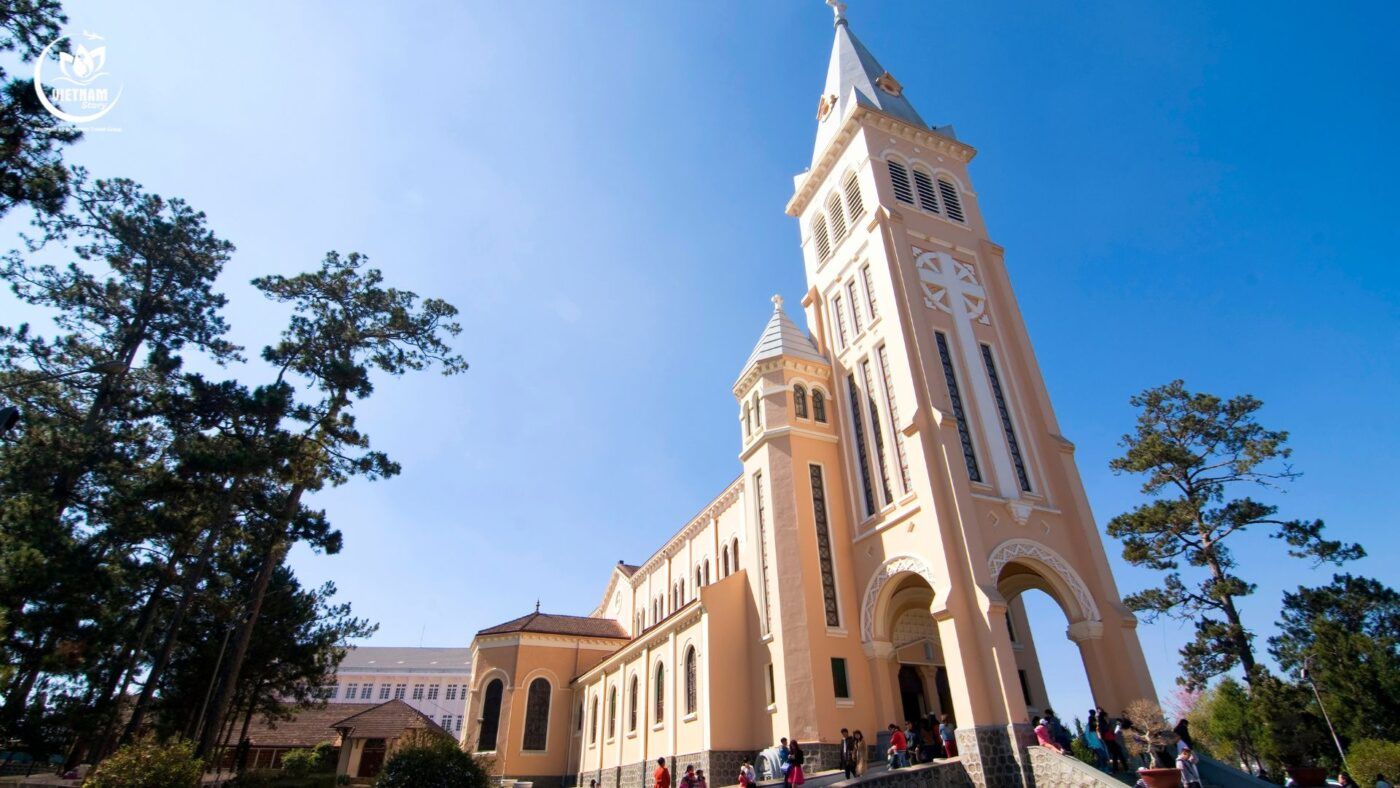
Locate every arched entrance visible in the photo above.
<box><xmin>861</xmin><ymin>557</ymin><xmax>957</xmax><ymax>729</ymax></box>
<box><xmin>988</xmin><ymin>539</ymin><xmax>1108</xmax><ymax>719</ymax></box>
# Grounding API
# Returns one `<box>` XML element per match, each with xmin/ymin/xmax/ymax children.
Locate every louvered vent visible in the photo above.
<box><xmin>812</xmin><ymin>215</ymin><xmax>831</xmax><ymax>260</ymax></box>
<box><xmin>887</xmin><ymin>160</ymin><xmax>914</xmax><ymax>204</ymax></box>
<box><xmin>842</xmin><ymin>171</ymin><xmax>864</xmax><ymax>221</ymax></box>
<box><xmin>826</xmin><ymin>192</ymin><xmax>847</xmax><ymax>239</ymax></box>
<box><xmin>912</xmin><ymin>169</ymin><xmax>940</xmax><ymax>213</ymax></box>
<box><xmin>938</xmin><ymin>178</ymin><xmax>965</xmax><ymax>222</ymax></box>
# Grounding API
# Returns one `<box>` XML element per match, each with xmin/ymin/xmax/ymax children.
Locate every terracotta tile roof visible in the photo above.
<box><xmin>617</xmin><ymin>563</ymin><xmax>641</xmax><ymax>577</ymax></box>
<box><xmin>331</xmin><ymin>699</ymin><xmax>450</xmax><ymax>740</ymax></box>
<box><xmin>476</xmin><ymin>611</ymin><xmax>629</xmax><ymax>639</ymax></box>
<box><xmin>240</xmin><ymin>703</ymin><xmax>379</xmax><ymax>748</ymax></box>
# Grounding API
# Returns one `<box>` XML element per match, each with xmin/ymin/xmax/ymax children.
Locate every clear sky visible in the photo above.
<box><xmin>6</xmin><ymin>0</ymin><xmax>1398</xmax><ymax>728</ymax></box>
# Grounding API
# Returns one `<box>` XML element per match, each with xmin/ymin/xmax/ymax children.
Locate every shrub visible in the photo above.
<box><xmin>311</xmin><ymin>742</ymin><xmax>338</xmax><ymax>771</ymax></box>
<box><xmin>375</xmin><ymin>737</ymin><xmax>488</xmax><ymax>788</ymax></box>
<box><xmin>83</xmin><ymin>737</ymin><xmax>202</xmax><ymax>788</ymax></box>
<box><xmin>1348</xmin><ymin>740</ymin><xmax>1400</xmax><ymax>787</ymax></box>
<box><xmin>282</xmin><ymin>749</ymin><xmax>318</xmax><ymax>778</ymax></box>
<box><xmin>1069</xmin><ymin>736</ymin><xmax>1097</xmax><ymax>766</ymax></box>
<box><xmin>1123</xmin><ymin>698</ymin><xmax>1174</xmax><ymax>768</ymax></box>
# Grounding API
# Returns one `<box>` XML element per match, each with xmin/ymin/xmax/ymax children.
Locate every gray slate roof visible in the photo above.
<box><xmin>813</xmin><ymin>17</ymin><xmax>933</xmax><ymax>163</ymax></box>
<box><xmin>739</xmin><ymin>298</ymin><xmax>827</xmax><ymax>379</ymax></box>
<box><xmin>338</xmin><ymin>646</ymin><xmax>472</xmax><ymax>672</ymax></box>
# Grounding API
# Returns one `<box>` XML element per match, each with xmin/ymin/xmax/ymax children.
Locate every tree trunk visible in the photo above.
<box><xmin>120</xmin><ymin>506</ymin><xmax>235</xmax><ymax>746</ymax></box>
<box><xmin>194</xmin><ymin>519</ymin><xmax>292</xmax><ymax>759</ymax></box>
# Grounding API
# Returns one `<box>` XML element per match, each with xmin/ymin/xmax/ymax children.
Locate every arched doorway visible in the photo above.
<box><xmin>867</xmin><ymin>566</ymin><xmax>956</xmax><ymax>728</ymax></box>
<box><xmin>989</xmin><ymin>539</ymin><xmax>1106</xmax><ymax>721</ymax></box>
<box><xmin>898</xmin><ymin>665</ymin><xmax>927</xmax><ymax>724</ymax></box>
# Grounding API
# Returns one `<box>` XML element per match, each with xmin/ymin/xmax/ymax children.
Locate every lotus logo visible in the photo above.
<box><xmin>34</xmin><ymin>31</ymin><xmax>123</xmax><ymax>125</ymax></box>
<box><xmin>58</xmin><ymin>43</ymin><xmax>108</xmax><ymax>86</ymax></box>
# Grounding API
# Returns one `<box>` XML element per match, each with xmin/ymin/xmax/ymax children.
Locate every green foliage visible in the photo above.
<box><xmin>312</xmin><ymin>741</ymin><xmax>338</xmax><ymax>771</ymax></box>
<box><xmin>1192</xmin><ymin>678</ymin><xmax>1258</xmax><ymax>766</ymax></box>
<box><xmin>1069</xmin><ymin>736</ymin><xmax>1097</xmax><ymax>766</ymax></box>
<box><xmin>1346</xmin><ymin>740</ymin><xmax>1400</xmax><ymax>786</ymax></box>
<box><xmin>228</xmin><ymin>770</ymin><xmax>337</xmax><ymax>788</ymax></box>
<box><xmin>82</xmin><ymin>737</ymin><xmax>202</xmax><ymax>788</ymax></box>
<box><xmin>1248</xmin><ymin>672</ymin><xmax>1332</xmax><ymax>772</ymax></box>
<box><xmin>0</xmin><ymin>0</ymin><xmax>81</xmax><ymax>218</ymax></box>
<box><xmin>281</xmin><ymin>748</ymin><xmax>318</xmax><ymax>777</ymax></box>
<box><xmin>374</xmin><ymin>738</ymin><xmax>489</xmax><ymax>788</ymax></box>
<box><xmin>1106</xmin><ymin>381</ymin><xmax>1364</xmax><ymax>689</ymax></box>
<box><xmin>1269</xmin><ymin>575</ymin><xmax>1400</xmax><ymax>745</ymax></box>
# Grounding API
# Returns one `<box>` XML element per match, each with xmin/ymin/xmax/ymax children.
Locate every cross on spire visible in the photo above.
<box><xmin>826</xmin><ymin>0</ymin><xmax>848</xmax><ymax>28</ymax></box>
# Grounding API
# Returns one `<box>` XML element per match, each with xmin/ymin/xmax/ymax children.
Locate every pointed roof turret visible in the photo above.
<box><xmin>739</xmin><ymin>295</ymin><xmax>827</xmax><ymax>381</ymax></box>
<box><xmin>812</xmin><ymin>0</ymin><xmax>932</xmax><ymax>163</ymax></box>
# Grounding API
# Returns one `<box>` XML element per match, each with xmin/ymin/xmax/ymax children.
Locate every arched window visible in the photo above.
<box><xmin>721</xmin><ymin>546</ymin><xmax>730</xmax><ymax>577</ymax></box>
<box><xmin>743</xmin><ymin>402</ymin><xmax>751</xmax><ymax>436</ymax></box>
<box><xmin>628</xmin><ymin>675</ymin><xmax>639</xmax><ymax>732</ymax></box>
<box><xmin>654</xmin><ymin>663</ymin><xmax>666</xmax><ymax>721</ymax></box>
<box><xmin>731</xmin><ymin>537</ymin><xmax>739</xmax><ymax>569</ymax></box>
<box><xmin>704</xmin><ymin>560</ymin><xmax>711</xmax><ymax>585</ymax></box>
<box><xmin>887</xmin><ymin>159</ymin><xmax>915</xmax><ymax>204</ymax></box>
<box><xmin>794</xmin><ymin>385</ymin><xmax>809</xmax><ymax>419</ymax></box>
<box><xmin>812</xmin><ymin>214</ymin><xmax>832</xmax><ymax>261</ymax></box>
<box><xmin>937</xmin><ymin>177</ymin><xmax>965</xmax><ymax>222</ymax></box>
<box><xmin>477</xmin><ymin>678</ymin><xmax>504</xmax><ymax>751</ymax></box>
<box><xmin>826</xmin><ymin>192</ymin><xmax>847</xmax><ymax>239</ymax></box>
<box><xmin>576</xmin><ymin>700</ymin><xmax>584</xmax><ymax>733</ymax></box>
<box><xmin>813</xmin><ymin>389</ymin><xmax>828</xmax><ymax>423</ymax></box>
<box><xmin>752</xmin><ymin>392</ymin><xmax>762</xmax><ymax>428</ymax></box>
<box><xmin>843</xmin><ymin>170</ymin><xmax>864</xmax><ymax>220</ymax></box>
<box><xmin>912</xmin><ymin>167</ymin><xmax>940</xmax><ymax>213</ymax></box>
<box><xmin>522</xmin><ymin>678</ymin><xmax>551</xmax><ymax>751</ymax></box>
<box><xmin>607</xmin><ymin>686</ymin><xmax>617</xmax><ymax>739</ymax></box>
<box><xmin>684</xmin><ymin>646</ymin><xmax>698</xmax><ymax>715</ymax></box>
<box><xmin>588</xmin><ymin>696</ymin><xmax>598</xmax><ymax>743</ymax></box>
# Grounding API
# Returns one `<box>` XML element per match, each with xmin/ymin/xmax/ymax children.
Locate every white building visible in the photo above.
<box><xmin>327</xmin><ymin>646</ymin><xmax>472</xmax><ymax>735</ymax></box>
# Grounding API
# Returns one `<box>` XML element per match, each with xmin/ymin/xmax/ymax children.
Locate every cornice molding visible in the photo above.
<box><xmin>574</xmin><ymin>605</ymin><xmax>706</xmax><ymax>686</ymax></box>
<box><xmin>788</xmin><ymin>106</ymin><xmax>977</xmax><ymax>218</ymax></box>
<box><xmin>733</xmin><ymin>355</ymin><xmax>833</xmax><ymax>397</ymax></box>
<box><xmin>632</xmin><ymin>477</ymin><xmax>744</xmax><ymax>579</ymax></box>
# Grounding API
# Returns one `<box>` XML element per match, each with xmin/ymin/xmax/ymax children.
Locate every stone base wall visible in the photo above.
<box><xmin>953</xmin><ymin>725</ymin><xmax>1036</xmax><ymax>788</ymax></box>
<box><xmin>576</xmin><ymin>750</ymin><xmax>762</xmax><ymax>788</ymax></box>
<box><xmin>825</xmin><ymin>760</ymin><xmax>972</xmax><ymax>788</ymax></box>
<box><xmin>1027</xmin><ymin>745</ymin><xmax>1128</xmax><ymax>788</ymax></box>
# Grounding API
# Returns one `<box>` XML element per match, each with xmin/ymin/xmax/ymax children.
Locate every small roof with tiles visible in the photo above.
<box><xmin>331</xmin><ymin>699</ymin><xmax>452</xmax><ymax>741</ymax></box>
<box><xmin>476</xmin><ymin>610</ymin><xmax>630</xmax><ymax>640</ymax></box>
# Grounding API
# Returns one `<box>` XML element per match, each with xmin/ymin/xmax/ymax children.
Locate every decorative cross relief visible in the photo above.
<box><xmin>915</xmin><ymin>247</ymin><xmax>990</xmax><ymax>326</ymax></box>
<box><xmin>914</xmin><ymin>246</ymin><xmax>1022</xmax><ymax>501</ymax></box>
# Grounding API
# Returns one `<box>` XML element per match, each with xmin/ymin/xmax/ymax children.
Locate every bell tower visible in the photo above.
<box><xmin>783</xmin><ymin>3</ymin><xmax>1157</xmax><ymax>786</ymax></box>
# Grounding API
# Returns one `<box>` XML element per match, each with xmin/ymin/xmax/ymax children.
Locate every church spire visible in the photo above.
<box><xmin>811</xmin><ymin>3</ymin><xmax>931</xmax><ymax>163</ymax></box>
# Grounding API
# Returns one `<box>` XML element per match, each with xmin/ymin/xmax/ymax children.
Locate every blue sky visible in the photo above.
<box><xmin>5</xmin><ymin>1</ymin><xmax>1397</xmax><ymax>726</ymax></box>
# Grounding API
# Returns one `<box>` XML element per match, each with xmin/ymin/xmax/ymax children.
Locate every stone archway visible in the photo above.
<box><xmin>860</xmin><ymin>554</ymin><xmax>940</xmax><ymax>643</ymax></box>
<box><xmin>987</xmin><ymin>538</ymin><xmax>1100</xmax><ymax>623</ymax></box>
<box><xmin>988</xmin><ymin>538</ymin><xmax>1116</xmax><ymax>718</ymax></box>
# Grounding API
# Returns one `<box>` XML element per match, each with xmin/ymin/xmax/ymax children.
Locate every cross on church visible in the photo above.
<box><xmin>913</xmin><ymin>248</ymin><xmax>1025</xmax><ymax>505</ymax></box>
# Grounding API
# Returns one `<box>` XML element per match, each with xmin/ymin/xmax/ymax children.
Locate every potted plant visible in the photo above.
<box><xmin>1123</xmin><ymin>699</ymin><xmax>1180</xmax><ymax>788</ymax></box>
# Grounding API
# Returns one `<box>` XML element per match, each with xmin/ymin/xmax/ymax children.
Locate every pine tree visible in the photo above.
<box><xmin>1106</xmin><ymin>381</ymin><xmax>1363</xmax><ymax>689</ymax></box>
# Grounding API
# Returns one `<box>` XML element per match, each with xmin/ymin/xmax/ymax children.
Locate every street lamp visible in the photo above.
<box><xmin>1301</xmin><ymin>657</ymin><xmax>1350</xmax><ymax>774</ymax></box>
<box><xmin>0</xmin><ymin>360</ymin><xmax>126</xmax><ymax>438</ymax></box>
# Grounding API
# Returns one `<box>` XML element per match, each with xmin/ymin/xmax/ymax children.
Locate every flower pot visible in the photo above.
<box><xmin>1286</xmin><ymin>767</ymin><xmax>1328</xmax><ymax>787</ymax></box>
<box><xmin>1137</xmin><ymin>767</ymin><xmax>1182</xmax><ymax>788</ymax></box>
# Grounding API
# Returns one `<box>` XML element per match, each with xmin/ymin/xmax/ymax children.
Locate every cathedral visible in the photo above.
<box><xmin>461</xmin><ymin>6</ymin><xmax>1156</xmax><ymax>788</ymax></box>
